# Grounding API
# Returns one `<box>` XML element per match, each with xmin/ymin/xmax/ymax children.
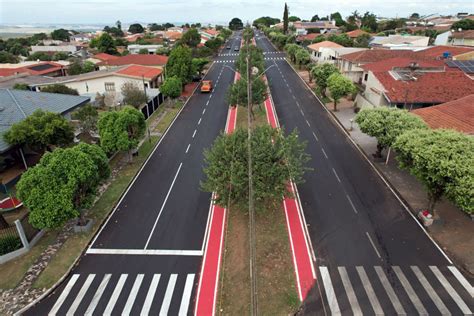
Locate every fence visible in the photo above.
<box><xmin>0</xmin><ymin>213</ymin><xmax>43</xmax><ymax>264</ymax></box>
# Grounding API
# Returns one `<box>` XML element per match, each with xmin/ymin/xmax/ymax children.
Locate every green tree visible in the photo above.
<box><xmin>96</xmin><ymin>33</ymin><xmax>117</xmax><ymax>55</ymax></box>
<box><xmin>205</xmin><ymin>37</ymin><xmax>223</xmax><ymax>51</ymax></box>
<box><xmin>327</xmin><ymin>33</ymin><xmax>353</xmax><ymax>47</ymax></box>
<box><xmin>72</xmin><ymin>104</ymin><xmax>99</xmax><ymax>136</ymax></box>
<box><xmin>17</xmin><ymin>143</ymin><xmax>110</xmax><ymax>229</ymax></box>
<box><xmin>192</xmin><ymin>58</ymin><xmax>209</xmax><ymax>75</ymax></box>
<box><xmin>160</xmin><ymin>76</ymin><xmax>182</xmax><ymax>104</ymax></box>
<box><xmin>97</xmin><ymin>106</ymin><xmax>146</xmax><ymax>158</ymax></box>
<box><xmin>288</xmin><ymin>16</ymin><xmax>301</xmax><ymax>22</ymax></box>
<box><xmin>128</xmin><ymin>23</ymin><xmax>144</xmax><ymax>34</ymax></box>
<box><xmin>0</xmin><ymin>51</ymin><xmax>19</xmax><ymax>63</ymax></box>
<box><xmin>283</xmin><ymin>3</ymin><xmax>289</xmax><ymax>34</ymax></box>
<box><xmin>284</xmin><ymin>43</ymin><xmax>300</xmax><ymax>62</ymax></box>
<box><xmin>253</xmin><ymin>17</ymin><xmax>280</xmax><ymax>28</ymax></box>
<box><xmin>361</xmin><ymin>11</ymin><xmax>378</xmax><ymax>32</ymax></box>
<box><xmin>4</xmin><ymin>110</ymin><xmax>74</xmax><ymax>152</ymax></box>
<box><xmin>330</xmin><ymin>12</ymin><xmax>345</xmax><ymax>26</ymax></box>
<box><xmin>52</xmin><ymin>51</ymin><xmax>69</xmax><ymax>61</ymax></box>
<box><xmin>410</xmin><ymin>13</ymin><xmax>420</xmax><ymax>20</ymax></box>
<box><xmin>137</xmin><ymin>47</ymin><xmax>148</xmax><ymax>54</ymax></box>
<box><xmin>26</xmin><ymin>51</ymin><xmax>52</xmax><ymax>61</ymax></box>
<box><xmin>51</xmin><ymin>28</ymin><xmax>70</xmax><ymax>41</ymax></box>
<box><xmin>41</xmin><ymin>84</ymin><xmax>79</xmax><ymax>95</ymax></box>
<box><xmin>218</xmin><ymin>28</ymin><xmax>232</xmax><ymax>41</ymax></box>
<box><xmin>229</xmin><ymin>17</ymin><xmax>244</xmax><ymax>30</ymax></box>
<box><xmin>181</xmin><ymin>28</ymin><xmax>201</xmax><ymax>47</ymax></box>
<box><xmin>310</xmin><ymin>15</ymin><xmax>320</xmax><ymax>22</ymax></box>
<box><xmin>311</xmin><ymin>63</ymin><xmax>340</xmax><ymax>97</ymax></box>
<box><xmin>295</xmin><ymin>49</ymin><xmax>311</xmax><ymax>69</ymax></box>
<box><xmin>121</xmin><ymin>82</ymin><xmax>147</xmax><ymax>108</ymax></box>
<box><xmin>202</xmin><ymin>126</ymin><xmax>310</xmax><ymax>210</ymax></box>
<box><xmin>166</xmin><ymin>45</ymin><xmax>194</xmax><ymax>84</ymax></box>
<box><xmin>327</xmin><ymin>73</ymin><xmax>355</xmax><ymax>111</ymax></box>
<box><xmin>103</xmin><ymin>25</ymin><xmax>124</xmax><ymax>37</ymax></box>
<box><xmin>355</xmin><ymin>107</ymin><xmax>427</xmax><ymax>158</ymax></box>
<box><xmin>393</xmin><ymin>129</ymin><xmax>474</xmax><ymax>214</ymax></box>
<box><xmin>452</xmin><ymin>19</ymin><xmax>474</xmax><ymax>30</ymax></box>
<box><xmin>13</xmin><ymin>83</ymin><xmax>29</xmax><ymax>90</ymax></box>
<box><xmin>354</xmin><ymin>33</ymin><xmax>371</xmax><ymax>48</ymax></box>
<box><xmin>227</xmin><ymin>77</ymin><xmax>266</xmax><ymax>117</ymax></box>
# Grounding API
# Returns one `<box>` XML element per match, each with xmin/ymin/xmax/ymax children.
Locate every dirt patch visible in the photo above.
<box><xmin>218</xmin><ymin>208</ymin><xmax>250</xmax><ymax>315</ymax></box>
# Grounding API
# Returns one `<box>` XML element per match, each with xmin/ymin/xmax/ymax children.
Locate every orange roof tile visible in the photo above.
<box><xmin>307</xmin><ymin>41</ymin><xmax>343</xmax><ymax>51</ymax></box>
<box><xmin>412</xmin><ymin>95</ymin><xmax>474</xmax><ymax>134</ymax></box>
<box><xmin>115</xmin><ymin>64</ymin><xmax>162</xmax><ymax>80</ymax></box>
<box><xmin>98</xmin><ymin>54</ymin><xmax>168</xmax><ymax>66</ymax></box>
<box><xmin>345</xmin><ymin>29</ymin><xmax>369</xmax><ymax>38</ymax></box>
<box><xmin>93</xmin><ymin>53</ymin><xmax>119</xmax><ymax>61</ymax></box>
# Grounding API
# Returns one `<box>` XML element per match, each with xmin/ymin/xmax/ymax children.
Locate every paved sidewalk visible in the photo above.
<box><xmin>329</xmin><ymin>99</ymin><xmax>474</xmax><ymax>276</ymax></box>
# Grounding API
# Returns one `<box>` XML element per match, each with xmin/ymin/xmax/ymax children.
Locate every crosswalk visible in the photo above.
<box><xmin>48</xmin><ymin>273</ymin><xmax>195</xmax><ymax>315</ymax></box>
<box><xmin>214</xmin><ymin>60</ymin><xmax>235</xmax><ymax>63</ymax></box>
<box><xmin>263</xmin><ymin>51</ymin><xmax>283</xmax><ymax>55</ymax></box>
<box><xmin>218</xmin><ymin>53</ymin><xmax>239</xmax><ymax>56</ymax></box>
<box><xmin>264</xmin><ymin>57</ymin><xmax>286</xmax><ymax>61</ymax></box>
<box><xmin>318</xmin><ymin>265</ymin><xmax>473</xmax><ymax>315</ymax></box>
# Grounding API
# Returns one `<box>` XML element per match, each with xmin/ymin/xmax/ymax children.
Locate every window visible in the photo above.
<box><xmin>364</xmin><ymin>73</ymin><xmax>368</xmax><ymax>81</ymax></box>
<box><xmin>104</xmin><ymin>82</ymin><xmax>115</xmax><ymax>92</ymax></box>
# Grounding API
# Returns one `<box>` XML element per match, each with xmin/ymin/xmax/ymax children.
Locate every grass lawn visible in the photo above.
<box><xmin>0</xmin><ymin>102</ymin><xmax>183</xmax><ymax>291</ymax></box>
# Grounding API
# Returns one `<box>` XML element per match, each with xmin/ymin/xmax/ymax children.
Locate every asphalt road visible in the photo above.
<box><xmin>255</xmin><ymin>31</ymin><xmax>473</xmax><ymax>315</ymax></box>
<box><xmin>25</xmin><ymin>34</ymin><xmax>241</xmax><ymax>316</ymax></box>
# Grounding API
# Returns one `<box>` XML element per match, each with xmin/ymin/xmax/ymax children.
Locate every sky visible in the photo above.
<box><xmin>0</xmin><ymin>0</ymin><xmax>473</xmax><ymax>25</ymax></box>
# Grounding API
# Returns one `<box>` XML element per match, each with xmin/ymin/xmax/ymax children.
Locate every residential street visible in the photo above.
<box><xmin>256</xmin><ymin>32</ymin><xmax>474</xmax><ymax>315</ymax></box>
<box><xmin>24</xmin><ymin>35</ymin><xmax>242</xmax><ymax>316</ymax></box>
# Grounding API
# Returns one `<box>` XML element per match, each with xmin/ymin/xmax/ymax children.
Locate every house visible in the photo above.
<box><xmin>30</xmin><ymin>45</ymin><xmax>79</xmax><ymax>54</ymax></box>
<box><xmin>369</xmin><ymin>35</ymin><xmax>430</xmax><ymax>48</ymax></box>
<box><xmin>435</xmin><ymin>30</ymin><xmax>474</xmax><ymax>47</ymax></box>
<box><xmin>414</xmin><ymin>45</ymin><xmax>474</xmax><ymax>59</ymax></box>
<box><xmin>293</xmin><ymin>21</ymin><xmax>339</xmax><ymax>35</ymax></box>
<box><xmin>70</xmin><ymin>33</ymin><xmax>92</xmax><ymax>42</ymax></box>
<box><xmin>97</xmin><ymin>54</ymin><xmax>168</xmax><ymax>69</ymax></box>
<box><xmin>354</xmin><ymin>59</ymin><xmax>474</xmax><ymax>109</ymax></box>
<box><xmin>87</xmin><ymin>53</ymin><xmax>120</xmax><ymax>65</ymax></box>
<box><xmin>412</xmin><ymin>95</ymin><xmax>474</xmax><ymax>134</ymax></box>
<box><xmin>125</xmin><ymin>33</ymin><xmax>144</xmax><ymax>43</ymax></box>
<box><xmin>164</xmin><ymin>31</ymin><xmax>183</xmax><ymax>45</ymax></box>
<box><xmin>296</xmin><ymin>33</ymin><xmax>321</xmax><ymax>44</ymax></box>
<box><xmin>345</xmin><ymin>29</ymin><xmax>369</xmax><ymax>39</ymax></box>
<box><xmin>307</xmin><ymin>41</ymin><xmax>343</xmax><ymax>62</ymax></box>
<box><xmin>127</xmin><ymin>44</ymin><xmax>164</xmax><ymax>54</ymax></box>
<box><xmin>0</xmin><ymin>62</ymin><xmax>66</xmax><ymax>77</ymax></box>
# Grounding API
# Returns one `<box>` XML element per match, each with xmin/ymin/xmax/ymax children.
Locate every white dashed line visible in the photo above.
<box><xmin>332</xmin><ymin>168</ymin><xmax>341</xmax><ymax>183</ymax></box>
<box><xmin>292</xmin><ymin>95</ymin><xmax>296</xmax><ymax>100</ymax></box>
<box><xmin>192</xmin><ymin>129</ymin><xmax>197</xmax><ymax>138</ymax></box>
<box><xmin>312</xmin><ymin>132</ymin><xmax>319</xmax><ymax>141</ymax></box>
<box><xmin>202</xmin><ymin>109</ymin><xmax>206</xmax><ymax>115</ymax></box>
<box><xmin>346</xmin><ymin>195</ymin><xmax>358</xmax><ymax>214</ymax></box>
<box><xmin>206</xmin><ymin>100</ymin><xmax>209</xmax><ymax>106</ymax></box>
<box><xmin>321</xmin><ymin>147</ymin><xmax>328</xmax><ymax>159</ymax></box>
<box><xmin>306</xmin><ymin>119</ymin><xmax>310</xmax><ymax>127</ymax></box>
<box><xmin>186</xmin><ymin>144</ymin><xmax>191</xmax><ymax>153</ymax></box>
<box><xmin>366</xmin><ymin>232</ymin><xmax>382</xmax><ymax>259</ymax></box>
<box><xmin>198</xmin><ymin>118</ymin><xmax>202</xmax><ymax>125</ymax></box>
<box><xmin>300</xmin><ymin>109</ymin><xmax>305</xmax><ymax>116</ymax></box>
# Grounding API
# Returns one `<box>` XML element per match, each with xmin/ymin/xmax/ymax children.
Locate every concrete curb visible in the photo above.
<box><xmin>15</xmin><ymin>66</ymin><xmax>209</xmax><ymax>316</ymax></box>
<box><xmin>284</xmin><ymin>59</ymin><xmax>454</xmax><ymax>265</ymax></box>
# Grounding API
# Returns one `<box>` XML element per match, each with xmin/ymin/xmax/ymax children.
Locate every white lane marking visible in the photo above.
<box><xmin>210</xmin><ymin>93</ymin><xmax>213</xmax><ymax>98</ymax></box>
<box><xmin>374</xmin><ymin>267</ymin><xmax>406</xmax><ymax>315</ymax></box>
<box><xmin>300</xmin><ymin>109</ymin><xmax>304</xmax><ymax>116</ymax></box>
<box><xmin>321</xmin><ymin>148</ymin><xmax>328</xmax><ymax>159</ymax></box>
<box><xmin>159</xmin><ymin>274</ymin><xmax>177</xmax><ymax>315</ymax></box>
<box><xmin>104</xmin><ymin>274</ymin><xmax>128</xmax><ymax>316</ymax></box>
<box><xmin>411</xmin><ymin>266</ymin><xmax>450</xmax><ymax>315</ymax></box>
<box><xmin>122</xmin><ymin>274</ymin><xmax>144</xmax><ymax>316</ymax></box>
<box><xmin>312</xmin><ymin>132</ymin><xmax>319</xmax><ymax>141</ymax></box>
<box><xmin>206</xmin><ymin>100</ymin><xmax>209</xmax><ymax>106</ymax></box>
<box><xmin>87</xmin><ymin>248</ymin><xmax>203</xmax><ymax>256</ymax></box>
<box><xmin>192</xmin><ymin>129</ymin><xmax>197</xmax><ymax>138</ymax></box>
<box><xmin>430</xmin><ymin>266</ymin><xmax>472</xmax><ymax>314</ymax></box>
<box><xmin>141</xmin><ymin>274</ymin><xmax>161</xmax><ymax>316</ymax></box>
<box><xmin>306</xmin><ymin>119</ymin><xmax>311</xmax><ymax>127</ymax></box>
<box><xmin>338</xmin><ymin>267</ymin><xmax>362</xmax><ymax>316</ymax></box>
<box><xmin>356</xmin><ymin>266</ymin><xmax>384</xmax><ymax>315</ymax></box>
<box><xmin>319</xmin><ymin>266</ymin><xmax>341</xmax><ymax>315</ymax></box>
<box><xmin>85</xmin><ymin>274</ymin><xmax>111</xmax><ymax>316</ymax></box>
<box><xmin>296</xmin><ymin>101</ymin><xmax>300</xmax><ymax>106</ymax></box>
<box><xmin>198</xmin><ymin>118</ymin><xmax>202</xmax><ymax>125</ymax></box>
<box><xmin>365</xmin><ymin>232</ymin><xmax>381</xmax><ymax>259</ymax></box>
<box><xmin>179</xmin><ymin>274</ymin><xmax>195</xmax><ymax>315</ymax></box>
<box><xmin>346</xmin><ymin>195</ymin><xmax>358</xmax><ymax>214</ymax></box>
<box><xmin>186</xmin><ymin>144</ymin><xmax>191</xmax><ymax>153</ymax></box>
<box><xmin>448</xmin><ymin>266</ymin><xmax>474</xmax><ymax>298</ymax></box>
<box><xmin>144</xmin><ymin>163</ymin><xmax>183</xmax><ymax>249</ymax></box>
<box><xmin>332</xmin><ymin>168</ymin><xmax>341</xmax><ymax>183</ymax></box>
<box><xmin>292</xmin><ymin>95</ymin><xmax>296</xmax><ymax>100</ymax></box>
<box><xmin>49</xmin><ymin>274</ymin><xmax>79</xmax><ymax>316</ymax></box>
<box><xmin>67</xmin><ymin>274</ymin><xmax>95</xmax><ymax>315</ymax></box>
<box><xmin>393</xmin><ymin>266</ymin><xmax>428</xmax><ymax>315</ymax></box>
<box><xmin>202</xmin><ymin>108</ymin><xmax>206</xmax><ymax>115</ymax></box>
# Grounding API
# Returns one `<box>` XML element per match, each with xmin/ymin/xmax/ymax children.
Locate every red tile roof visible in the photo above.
<box><xmin>93</xmin><ymin>53</ymin><xmax>119</xmax><ymax>61</ymax></box>
<box><xmin>414</xmin><ymin>46</ymin><xmax>474</xmax><ymax>59</ymax></box>
<box><xmin>360</xmin><ymin>57</ymin><xmax>449</xmax><ymax>72</ymax></box>
<box><xmin>341</xmin><ymin>49</ymin><xmax>417</xmax><ymax>63</ymax></box>
<box><xmin>412</xmin><ymin>94</ymin><xmax>474</xmax><ymax>134</ymax></box>
<box><xmin>0</xmin><ymin>62</ymin><xmax>64</xmax><ymax>77</ymax></box>
<box><xmin>374</xmin><ymin>71</ymin><xmax>474</xmax><ymax>104</ymax></box>
<box><xmin>450</xmin><ymin>30</ymin><xmax>474</xmax><ymax>40</ymax></box>
<box><xmin>115</xmin><ymin>64</ymin><xmax>163</xmax><ymax>80</ymax></box>
<box><xmin>307</xmin><ymin>41</ymin><xmax>343</xmax><ymax>51</ymax></box>
<box><xmin>296</xmin><ymin>33</ymin><xmax>320</xmax><ymax>41</ymax></box>
<box><xmin>345</xmin><ymin>29</ymin><xmax>369</xmax><ymax>38</ymax></box>
<box><xmin>98</xmin><ymin>54</ymin><xmax>168</xmax><ymax>66</ymax></box>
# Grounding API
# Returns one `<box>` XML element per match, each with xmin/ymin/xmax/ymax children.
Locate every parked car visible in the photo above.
<box><xmin>226</xmin><ymin>45</ymin><xmax>231</xmax><ymax>49</ymax></box>
<box><xmin>234</xmin><ymin>47</ymin><xmax>239</xmax><ymax>51</ymax></box>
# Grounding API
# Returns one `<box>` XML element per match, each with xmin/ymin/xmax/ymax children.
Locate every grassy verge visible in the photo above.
<box><xmin>218</xmin><ymin>103</ymin><xmax>298</xmax><ymax>314</ymax></box>
<box><xmin>31</xmin><ymin>102</ymin><xmax>184</xmax><ymax>290</ymax></box>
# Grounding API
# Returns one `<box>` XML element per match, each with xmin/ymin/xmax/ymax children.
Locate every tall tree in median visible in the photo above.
<box><xmin>17</xmin><ymin>143</ymin><xmax>110</xmax><ymax>229</ymax></box>
<box><xmin>283</xmin><ymin>3</ymin><xmax>289</xmax><ymax>34</ymax></box>
<box><xmin>355</xmin><ymin>107</ymin><xmax>427</xmax><ymax>158</ymax></box>
<box><xmin>229</xmin><ymin>18</ymin><xmax>244</xmax><ymax>30</ymax></box>
<box><xmin>4</xmin><ymin>110</ymin><xmax>74</xmax><ymax>153</ymax></box>
<box><xmin>327</xmin><ymin>73</ymin><xmax>356</xmax><ymax>111</ymax></box>
<box><xmin>166</xmin><ymin>45</ymin><xmax>194</xmax><ymax>86</ymax></box>
<box><xmin>311</xmin><ymin>63</ymin><xmax>339</xmax><ymax>97</ymax></box>
<box><xmin>160</xmin><ymin>76</ymin><xmax>182</xmax><ymax>105</ymax></box>
<box><xmin>97</xmin><ymin>106</ymin><xmax>146</xmax><ymax>160</ymax></box>
<box><xmin>393</xmin><ymin>129</ymin><xmax>474</xmax><ymax>215</ymax></box>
